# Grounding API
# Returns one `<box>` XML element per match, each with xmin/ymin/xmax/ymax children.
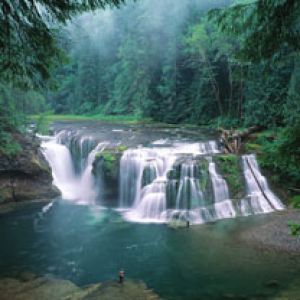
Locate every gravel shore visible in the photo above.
<box><xmin>238</xmin><ymin>209</ymin><xmax>300</xmax><ymax>254</ymax></box>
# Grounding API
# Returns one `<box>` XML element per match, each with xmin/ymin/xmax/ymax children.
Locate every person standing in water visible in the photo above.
<box><xmin>119</xmin><ymin>269</ymin><xmax>125</xmax><ymax>284</ymax></box>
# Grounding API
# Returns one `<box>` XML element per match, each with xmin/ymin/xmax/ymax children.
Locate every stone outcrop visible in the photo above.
<box><xmin>92</xmin><ymin>146</ymin><xmax>126</xmax><ymax>204</ymax></box>
<box><xmin>0</xmin><ymin>133</ymin><xmax>60</xmax><ymax>205</ymax></box>
<box><xmin>0</xmin><ymin>274</ymin><xmax>161</xmax><ymax>300</ymax></box>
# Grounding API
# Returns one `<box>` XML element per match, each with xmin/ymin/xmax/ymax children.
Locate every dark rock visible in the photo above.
<box><xmin>265</xmin><ymin>280</ymin><xmax>280</xmax><ymax>288</ymax></box>
<box><xmin>0</xmin><ymin>133</ymin><xmax>60</xmax><ymax>206</ymax></box>
<box><xmin>92</xmin><ymin>147</ymin><xmax>123</xmax><ymax>205</ymax></box>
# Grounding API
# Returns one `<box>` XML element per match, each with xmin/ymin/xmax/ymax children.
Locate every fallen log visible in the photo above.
<box><xmin>218</xmin><ymin>126</ymin><xmax>262</xmax><ymax>154</ymax></box>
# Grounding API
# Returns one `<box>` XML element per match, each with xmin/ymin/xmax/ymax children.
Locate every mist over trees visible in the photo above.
<box><xmin>46</xmin><ymin>0</ymin><xmax>299</xmax><ymax>129</ymax></box>
<box><xmin>0</xmin><ymin>0</ymin><xmax>299</xmax><ymax>187</ymax></box>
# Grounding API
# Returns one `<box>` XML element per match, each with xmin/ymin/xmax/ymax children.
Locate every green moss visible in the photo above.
<box><xmin>116</xmin><ymin>145</ymin><xmax>128</xmax><ymax>152</ymax></box>
<box><xmin>245</xmin><ymin>143</ymin><xmax>262</xmax><ymax>153</ymax></box>
<box><xmin>290</xmin><ymin>195</ymin><xmax>300</xmax><ymax>208</ymax></box>
<box><xmin>31</xmin><ymin>157</ymin><xmax>51</xmax><ymax>174</ymax></box>
<box><xmin>102</xmin><ymin>152</ymin><xmax>117</xmax><ymax>162</ymax></box>
<box><xmin>198</xmin><ymin>160</ymin><xmax>209</xmax><ymax>191</ymax></box>
<box><xmin>167</xmin><ymin>165</ymin><xmax>181</xmax><ymax>180</ymax></box>
<box><xmin>288</xmin><ymin>221</ymin><xmax>300</xmax><ymax>236</ymax></box>
<box><xmin>96</xmin><ymin>151</ymin><xmax>119</xmax><ymax>179</ymax></box>
<box><xmin>215</xmin><ymin>154</ymin><xmax>244</xmax><ymax>200</ymax></box>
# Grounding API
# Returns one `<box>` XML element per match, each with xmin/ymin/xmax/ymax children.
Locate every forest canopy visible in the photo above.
<box><xmin>0</xmin><ymin>0</ymin><xmax>126</xmax><ymax>88</ymax></box>
<box><xmin>0</xmin><ymin>0</ymin><xmax>299</xmax><ymax>188</ymax></box>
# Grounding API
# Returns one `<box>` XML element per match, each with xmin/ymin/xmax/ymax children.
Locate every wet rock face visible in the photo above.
<box><xmin>0</xmin><ymin>134</ymin><xmax>60</xmax><ymax>204</ymax></box>
<box><xmin>93</xmin><ymin>148</ymin><xmax>123</xmax><ymax>204</ymax></box>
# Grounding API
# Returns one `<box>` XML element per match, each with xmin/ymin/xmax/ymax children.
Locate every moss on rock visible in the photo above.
<box><xmin>215</xmin><ymin>154</ymin><xmax>244</xmax><ymax>200</ymax></box>
<box><xmin>93</xmin><ymin>145</ymin><xmax>128</xmax><ymax>202</ymax></box>
<box><xmin>244</xmin><ymin>143</ymin><xmax>262</xmax><ymax>154</ymax></box>
<box><xmin>197</xmin><ymin>159</ymin><xmax>209</xmax><ymax>192</ymax></box>
<box><xmin>100</xmin><ymin>151</ymin><xmax>119</xmax><ymax>179</ymax></box>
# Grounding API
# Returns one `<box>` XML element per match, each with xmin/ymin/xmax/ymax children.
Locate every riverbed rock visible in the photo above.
<box><xmin>273</xmin><ymin>278</ymin><xmax>300</xmax><ymax>300</ymax></box>
<box><xmin>0</xmin><ymin>133</ymin><xmax>60</xmax><ymax>206</ymax></box>
<box><xmin>238</xmin><ymin>209</ymin><xmax>300</xmax><ymax>254</ymax></box>
<box><xmin>0</xmin><ymin>276</ymin><xmax>80</xmax><ymax>300</ymax></box>
<box><xmin>265</xmin><ymin>280</ymin><xmax>280</xmax><ymax>288</ymax></box>
<box><xmin>0</xmin><ymin>275</ymin><xmax>161</xmax><ymax>300</ymax></box>
<box><xmin>92</xmin><ymin>146</ymin><xmax>126</xmax><ymax>204</ymax></box>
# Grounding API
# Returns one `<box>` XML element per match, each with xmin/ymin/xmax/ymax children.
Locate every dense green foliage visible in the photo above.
<box><xmin>0</xmin><ymin>0</ymin><xmax>125</xmax><ymax>156</ymax></box>
<box><xmin>0</xmin><ymin>0</ymin><xmax>126</xmax><ymax>88</ymax></box>
<box><xmin>47</xmin><ymin>1</ymin><xmax>299</xmax><ymax>127</ymax></box>
<box><xmin>252</xmin><ymin>124</ymin><xmax>300</xmax><ymax>190</ymax></box>
<box><xmin>44</xmin><ymin>0</ymin><xmax>299</xmax><ymax>194</ymax></box>
<box><xmin>209</xmin><ymin>0</ymin><xmax>300</xmax><ymax>61</ymax></box>
<box><xmin>0</xmin><ymin>0</ymin><xmax>299</xmax><ymax>195</ymax></box>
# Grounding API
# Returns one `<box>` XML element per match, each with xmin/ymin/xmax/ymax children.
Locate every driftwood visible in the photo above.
<box><xmin>218</xmin><ymin>126</ymin><xmax>261</xmax><ymax>154</ymax></box>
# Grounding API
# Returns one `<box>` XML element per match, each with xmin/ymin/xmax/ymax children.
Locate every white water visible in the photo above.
<box><xmin>120</xmin><ymin>143</ymin><xmax>284</xmax><ymax>224</ymax></box>
<box><xmin>240</xmin><ymin>154</ymin><xmax>285</xmax><ymax>215</ymax></box>
<box><xmin>121</xmin><ymin>141</ymin><xmax>223</xmax><ymax>223</ymax></box>
<box><xmin>41</xmin><ymin>131</ymin><xmax>284</xmax><ymax>224</ymax></box>
<box><xmin>175</xmin><ymin>161</ymin><xmax>204</xmax><ymax>209</ymax></box>
<box><xmin>121</xmin><ymin>147</ymin><xmax>177</xmax><ymax>222</ymax></box>
<box><xmin>42</xmin><ymin>138</ymin><xmax>79</xmax><ymax>200</ymax></box>
<box><xmin>208</xmin><ymin>160</ymin><xmax>237</xmax><ymax>219</ymax></box>
<box><xmin>41</xmin><ymin>135</ymin><xmax>108</xmax><ymax>204</ymax></box>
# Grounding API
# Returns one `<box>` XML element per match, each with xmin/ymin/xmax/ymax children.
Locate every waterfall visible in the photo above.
<box><xmin>41</xmin><ymin>134</ymin><xmax>108</xmax><ymax>204</ymax></box>
<box><xmin>42</xmin><ymin>137</ymin><xmax>78</xmax><ymax>200</ymax></box>
<box><xmin>77</xmin><ymin>142</ymin><xmax>109</xmax><ymax>204</ymax></box>
<box><xmin>121</xmin><ymin>141</ymin><xmax>221</xmax><ymax>223</ymax></box>
<box><xmin>240</xmin><ymin>154</ymin><xmax>284</xmax><ymax>215</ymax></box>
<box><xmin>175</xmin><ymin>161</ymin><xmax>204</xmax><ymax>210</ymax></box>
<box><xmin>119</xmin><ymin>144</ymin><xmax>284</xmax><ymax>224</ymax></box>
<box><xmin>56</xmin><ymin>131</ymin><xmax>97</xmax><ymax>174</ymax></box>
<box><xmin>41</xmin><ymin>130</ymin><xmax>284</xmax><ymax>225</ymax></box>
<box><xmin>121</xmin><ymin>148</ymin><xmax>176</xmax><ymax>222</ymax></box>
<box><xmin>208</xmin><ymin>161</ymin><xmax>236</xmax><ymax>219</ymax></box>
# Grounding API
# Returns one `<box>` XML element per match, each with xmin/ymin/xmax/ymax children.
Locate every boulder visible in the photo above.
<box><xmin>0</xmin><ymin>133</ymin><xmax>60</xmax><ymax>205</ymax></box>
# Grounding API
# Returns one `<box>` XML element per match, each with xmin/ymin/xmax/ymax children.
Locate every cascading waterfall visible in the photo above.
<box><xmin>121</xmin><ymin>141</ymin><xmax>223</xmax><ymax>223</ymax></box>
<box><xmin>175</xmin><ymin>161</ymin><xmax>204</xmax><ymax>210</ymax></box>
<box><xmin>41</xmin><ymin>133</ymin><xmax>108</xmax><ymax>204</ymax></box>
<box><xmin>119</xmin><ymin>142</ymin><xmax>284</xmax><ymax>224</ymax></box>
<box><xmin>208</xmin><ymin>160</ymin><xmax>236</xmax><ymax>220</ymax></box>
<box><xmin>77</xmin><ymin>142</ymin><xmax>109</xmax><ymax>203</ymax></box>
<box><xmin>41</xmin><ymin>130</ymin><xmax>284</xmax><ymax>224</ymax></box>
<box><xmin>56</xmin><ymin>131</ymin><xmax>97</xmax><ymax>174</ymax></box>
<box><xmin>41</xmin><ymin>136</ymin><xmax>78</xmax><ymax>200</ymax></box>
<box><xmin>121</xmin><ymin>147</ymin><xmax>177</xmax><ymax>222</ymax></box>
<box><xmin>239</xmin><ymin>154</ymin><xmax>284</xmax><ymax>216</ymax></box>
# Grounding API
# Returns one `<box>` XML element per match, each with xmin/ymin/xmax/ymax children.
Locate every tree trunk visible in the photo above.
<box><xmin>219</xmin><ymin>126</ymin><xmax>261</xmax><ymax>154</ymax></box>
<box><xmin>228</xmin><ymin>61</ymin><xmax>233</xmax><ymax>116</ymax></box>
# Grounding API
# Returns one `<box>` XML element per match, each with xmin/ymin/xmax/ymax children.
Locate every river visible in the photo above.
<box><xmin>0</xmin><ymin>121</ymin><xmax>298</xmax><ymax>299</ymax></box>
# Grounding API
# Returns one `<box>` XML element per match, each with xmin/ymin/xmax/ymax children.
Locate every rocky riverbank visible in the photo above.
<box><xmin>238</xmin><ymin>209</ymin><xmax>300</xmax><ymax>254</ymax></box>
<box><xmin>0</xmin><ymin>133</ymin><xmax>60</xmax><ymax>209</ymax></box>
<box><xmin>0</xmin><ymin>274</ymin><xmax>161</xmax><ymax>300</ymax></box>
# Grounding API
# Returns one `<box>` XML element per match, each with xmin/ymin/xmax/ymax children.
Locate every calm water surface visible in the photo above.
<box><xmin>0</xmin><ymin>200</ymin><xmax>299</xmax><ymax>300</ymax></box>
